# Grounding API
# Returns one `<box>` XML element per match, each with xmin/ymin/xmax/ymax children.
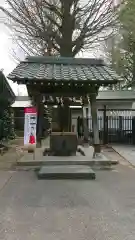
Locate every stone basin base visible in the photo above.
<box><xmin>50</xmin><ymin>132</ymin><xmax>77</xmax><ymax>156</ymax></box>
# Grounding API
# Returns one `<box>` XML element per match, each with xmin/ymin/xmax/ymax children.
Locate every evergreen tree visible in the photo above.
<box><xmin>105</xmin><ymin>0</ymin><xmax>135</xmax><ymax>88</ymax></box>
<box><xmin>0</xmin><ymin>96</ymin><xmax>15</xmax><ymax>140</ymax></box>
<box><xmin>2</xmin><ymin>108</ymin><xmax>10</xmax><ymax>139</ymax></box>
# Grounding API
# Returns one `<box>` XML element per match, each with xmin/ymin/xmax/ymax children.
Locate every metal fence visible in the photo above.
<box><xmin>73</xmin><ymin>109</ymin><xmax>135</xmax><ymax>145</ymax></box>
<box><xmin>86</xmin><ymin>115</ymin><xmax>133</xmax><ymax>144</ymax></box>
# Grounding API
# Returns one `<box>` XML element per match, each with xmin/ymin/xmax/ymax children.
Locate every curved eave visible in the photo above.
<box><xmin>8</xmin><ymin>77</ymin><xmax>120</xmax><ymax>85</ymax></box>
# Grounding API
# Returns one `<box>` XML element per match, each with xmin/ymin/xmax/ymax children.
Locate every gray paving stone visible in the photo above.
<box><xmin>112</xmin><ymin>145</ymin><xmax>135</xmax><ymax>166</ymax></box>
<box><xmin>37</xmin><ymin>165</ymin><xmax>96</xmax><ymax>180</ymax></box>
<box><xmin>1</xmin><ymin>167</ymin><xmax>135</xmax><ymax>239</ymax></box>
<box><xmin>0</xmin><ymin>171</ymin><xmax>14</xmax><ymax>191</ymax></box>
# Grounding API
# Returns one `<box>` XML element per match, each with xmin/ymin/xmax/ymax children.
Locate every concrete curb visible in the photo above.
<box><xmin>17</xmin><ymin>161</ymin><xmax>43</xmax><ymax>167</ymax></box>
<box><xmin>111</xmin><ymin>146</ymin><xmax>135</xmax><ymax>167</ymax></box>
<box><xmin>111</xmin><ymin>146</ymin><xmax>128</xmax><ymax>163</ymax></box>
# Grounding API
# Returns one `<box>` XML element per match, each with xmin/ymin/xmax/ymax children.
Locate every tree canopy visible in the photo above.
<box><xmin>0</xmin><ymin>0</ymin><xmax>117</xmax><ymax>58</ymax></box>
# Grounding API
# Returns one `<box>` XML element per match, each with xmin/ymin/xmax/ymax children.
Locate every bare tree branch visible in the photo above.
<box><xmin>0</xmin><ymin>0</ymin><xmax>118</xmax><ymax>59</ymax></box>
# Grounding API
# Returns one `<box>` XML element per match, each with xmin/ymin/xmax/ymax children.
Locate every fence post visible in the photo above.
<box><xmin>103</xmin><ymin>106</ymin><xmax>108</xmax><ymax>144</ymax></box>
<box><xmin>119</xmin><ymin>116</ymin><xmax>122</xmax><ymax>142</ymax></box>
<box><xmin>132</xmin><ymin>117</ymin><xmax>135</xmax><ymax>144</ymax></box>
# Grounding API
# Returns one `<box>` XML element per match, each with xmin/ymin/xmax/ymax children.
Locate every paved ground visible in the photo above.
<box><xmin>0</xmin><ymin>138</ymin><xmax>24</xmax><ymax>170</ymax></box>
<box><xmin>103</xmin><ymin>146</ymin><xmax>130</xmax><ymax>166</ymax></box>
<box><xmin>0</xmin><ymin>163</ymin><xmax>135</xmax><ymax>239</ymax></box>
<box><xmin>0</xmin><ymin>137</ymin><xmax>49</xmax><ymax>170</ymax></box>
<box><xmin>0</xmin><ymin>138</ymin><xmax>134</xmax><ymax>239</ymax></box>
<box><xmin>112</xmin><ymin>145</ymin><xmax>135</xmax><ymax>167</ymax></box>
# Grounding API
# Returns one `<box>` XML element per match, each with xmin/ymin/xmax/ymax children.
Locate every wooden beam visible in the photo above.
<box><xmin>90</xmin><ymin>93</ymin><xmax>100</xmax><ymax>155</ymax></box>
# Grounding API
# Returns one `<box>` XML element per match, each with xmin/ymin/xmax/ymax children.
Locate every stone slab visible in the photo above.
<box><xmin>17</xmin><ymin>144</ymin><xmax>113</xmax><ymax>169</ymax></box>
<box><xmin>37</xmin><ymin>165</ymin><xmax>96</xmax><ymax>180</ymax></box>
<box><xmin>17</xmin><ymin>155</ymin><xmax>112</xmax><ymax>167</ymax></box>
<box><xmin>78</xmin><ymin>146</ymin><xmax>114</xmax><ymax>164</ymax></box>
<box><xmin>110</xmin><ymin>160</ymin><xmax>119</xmax><ymax>165</ymax></box>
<box><xmin>78</xmin><ymin>145</ymin><xmax>94</xmax><ymax>157</ymax></box>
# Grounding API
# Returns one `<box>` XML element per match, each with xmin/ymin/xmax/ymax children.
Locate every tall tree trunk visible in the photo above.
<box><xmin>56</xmin><ymin>2</ymin><xmax>73</xmax><ymax>131</ymax></box>
<box><xmin>90</xmin><ymin>93</ymin><xmax>100</xmax><ymax>155</ymax></box>
<box><xmin>60</xmin><ymin>1</ymin><xmax>73</xmax><ymax>57</ymax></box>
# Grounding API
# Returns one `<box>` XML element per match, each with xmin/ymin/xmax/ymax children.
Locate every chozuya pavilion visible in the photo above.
<box><xmin>8</xmin><ymin>56</ymin><xmax>122</xmax><ymax>157</ymax></box>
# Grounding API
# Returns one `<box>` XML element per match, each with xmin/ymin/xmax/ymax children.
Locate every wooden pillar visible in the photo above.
<box><xmin>90</xmin><ymin>93</ymin><xmax>100</xmax><ymax>155</ymax></box>
<box><xmin>103</xmin><ymin>105</ymin><xmax>108</xmax><ymax>144</ymax></box>
<box><xmin>88</xmin><ymin>104</ymin><xmax>91</xmax><ymax>131</ymax></box>
<box><xmin>132</xmin><ymin>117</ymin><xmax>135</xmax><ymax>144</ymax></box>
<box><xmin>82</xmin><ymin>106</ymin><xmax>89</xmax><ymax>143</ymax></box>
<box><xmin>36</xmin><ymin>95</ymin><xmax>44</xmax><ymax>148</ymax></box>
<box><xmin>58</xmin><ymin>98</ymin><xmax>71</xmax><ymax>132</ymax></box>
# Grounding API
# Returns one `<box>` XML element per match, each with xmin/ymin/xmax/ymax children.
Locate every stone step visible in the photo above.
<box><xmin>42</xmin><ymin>159</ymin><xmax>111</xmax><ymax>167</ymax></box>
<box><xmin>37</xmin><ymin>165</ymin><xmax>96</xmax><ymax>180</ymax></box>
<box><xmin>17</xmin><ymin>156</ymin><xmax>113</xmax><ymax>167</ymax></box>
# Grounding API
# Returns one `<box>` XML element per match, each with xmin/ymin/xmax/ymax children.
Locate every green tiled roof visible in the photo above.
<box><xmin>8</xmin><ymin>56</ymin><xmax>123</xmax><ymax>83</ymax></box>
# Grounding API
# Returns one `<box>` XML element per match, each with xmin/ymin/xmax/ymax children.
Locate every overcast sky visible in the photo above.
<box><xmin>0</xmin><ymin>25</ymin><xmax>28</xmax><ymax>95</ymax></box>
<box><xmin>0</xmin><ymin>0</ymin><xmax>104</xmax><ymax>96</ymax></box>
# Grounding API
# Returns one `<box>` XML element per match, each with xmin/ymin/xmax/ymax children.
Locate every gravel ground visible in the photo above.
<box><xmin>0</xmin><ymin>163</ymin><xmax>135</xmax><ymax>239</ymax></box>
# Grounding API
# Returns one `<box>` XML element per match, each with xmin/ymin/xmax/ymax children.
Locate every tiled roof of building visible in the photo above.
<box><xmin>8</xmin><ymin>57</ymin><xmax>123</xmax><ymax>84</ymax></box>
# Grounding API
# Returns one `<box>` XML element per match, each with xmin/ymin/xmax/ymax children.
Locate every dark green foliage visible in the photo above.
<box><xmin>0</xmin><ymin>97</ymin><xmax>15</xmax><ymax>140</ymax></box>
<box><xmin>105</xmin><ymin>0</ymin><xmax>135</xmax><ymax>88</ymax></box>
